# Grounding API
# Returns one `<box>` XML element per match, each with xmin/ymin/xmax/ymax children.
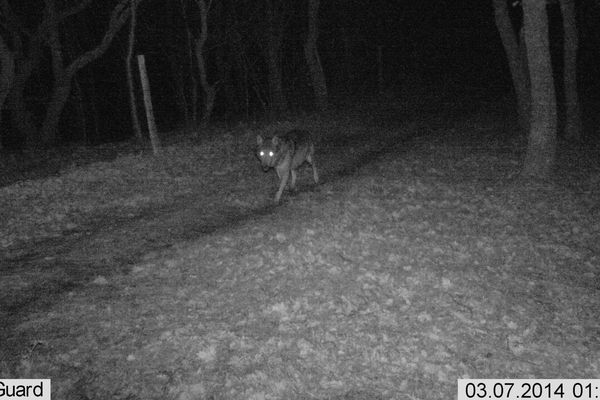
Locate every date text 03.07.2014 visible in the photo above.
<box><xmin>458</xmin><ymin>379</ymin><xmax>600</xmax><ymax>400</ymax></box>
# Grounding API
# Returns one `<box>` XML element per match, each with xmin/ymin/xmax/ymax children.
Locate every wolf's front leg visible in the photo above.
<box><xmin>311</xmin><ymin>161</ymin><xmax>319</xmax><ymax>184</ymax></box>
<box><xmin>275</xmin><ymin>170</ymin><xmax>290</xmax><ymax>203</ymax></box>
<box><xmin>307</xmin><ymin>152</ymin><xmax>319</xmax><ymax>184</ymax></box>
<box><xmin>290</xmin><ymin>170</ymin><xmax>297</xmax><ymax>191</ymax></box>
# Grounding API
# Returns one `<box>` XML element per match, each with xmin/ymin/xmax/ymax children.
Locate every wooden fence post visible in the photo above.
<box><xmin>137</xmin><ymin>54</ymin><xmax>162</xmax><ymax>154</ymax></box>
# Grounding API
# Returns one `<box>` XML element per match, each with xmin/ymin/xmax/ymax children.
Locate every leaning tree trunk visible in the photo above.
<box><xmin>304</xmin><ymin>0</ymin><xmax>328</xmax><ymax>111</ymax></box>
<box><xmin>0</xmin><ymin>35</ymin><xmax>15</xmax><ymax>150</ymax></box>
<box><xmin>492</xmin><ymin>0</ymin><xmax>531</xmax><ymax>131</ymax></box>
<box><xmin>194</xmin><ymin>0</ymin><xmax>216</xmax><ymax>130</ymax></box>
<box><xmin>180</xmin><ymin>0</ymin><xmax>198</xmax><ymax>128</ymax></box>
<box><xmin>126</xmin><ymin>0</ymin><xmax>143</xmax><ymax>142</ymax></box>
<box><xmin>522</xmin><ymin>0</ymin><xmax>557</xmax><ymax>178</ymax></box>
<box><xmin>559</xmin><ymin>0</ymin><xmax>582</xmax><ymax>141</ymax></box>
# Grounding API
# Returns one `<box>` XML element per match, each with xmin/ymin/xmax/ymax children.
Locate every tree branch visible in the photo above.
<box><xmin>56</xmin><ymin>0</ymin><xmax>94</xmax><ymax>21</ymax></box>
<box><xmin>66</xmin><ymin>0</ymin><xmax>131</xmax><ymax>75</ymax></box>
<box><xmin>42</xmin><ymin>0</ymin><xmax>65</xmax><ymax>77</ymax></box>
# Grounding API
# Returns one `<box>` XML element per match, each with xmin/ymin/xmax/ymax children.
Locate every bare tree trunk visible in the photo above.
<box><xmin>8</xmin><ymin>73</ymin><xmax>39</xmax><ymax>147</ymax></box>
<box><xmin>170</xmin><ymin>57</ymin><xmax>192</xmax><ymax>131</ymax></box>
<box><xmin>249</xmin><ymin>66</ymin><xmax>268</xmax><ymax>113</ymax></box>
<box><xmin>179</xmin><ymin>0</ymin><xmax>198</xmax><ymax>129</ymax></box>
<box><xmin>304</xmin><ymin>0</ymin><xmax>328</xmax><ymax>111</ymax></box>
<box><xmin>166</xmin><ymin>0</ymin><xmax>192</xmax><ymax>133</ymax></box>
<box><xmin>214</xmin><ymin>46</ymin><xmax>235</xmax><ymax>116</ymax></box>
<box><xmin>41</xmin><ymin>79</ymin><xmax>73</xmax><ymax>145</ymax></box>
<box><xmin>265</xmin><ymin>46</ymin><xmax>286</xmax><ymax>116</ymax></box>
<box><xmin>64</xmin><ymin>24</ymin><xmax>88</xmax><ymax>144</ymax></box>
<box><xmin>6</xmin><ymin>49</ymin><xmax>41</xmax><ymax>147</ymax></box>
<box><xmin>263</xmin><ymin>0</ymin><xmax>287</xmax><ymax>117</ymax></box>
<box><xmin>40</xmin><ymin>0</ymin><xmax>131</xmax><ymax>145</ymax></box>
<box><xmin>559</xmin><ymin>0</ymin><xmax>582</xmax><ymax>141</ymax></box>
<box><xmin>230</xmin><ymin>24</ymin><xmax>250</xmax><ymax>117</ymax></box>
<box><xmin>341</xmin><ymin>27</ymin><xmax>353</xmax><ymax>87</ymax></box>
<box><xmin>0</xmin><ymin>35</ymin><xmax>15</xmax><ymax>150</ymax></box>
<box><xmin>377</xmin><ymin>45</ymin><xmax>384</xmax><ymax>96</ymax></box>
<box><xmin>127</xmin><ymin>0</ymin><xmax>143</xmax><ymax>142</ymax></box>
<box><xmin>0</xmin><ymin>36</ymin><xmax>14</xmax><ymax>117</ymax></box>
<box><xmin>41</xmin><ymin>0</ymin><xmax>67</xmax><ymax>145</ymax></box>
<box><xmin>522</xmin><ymin>0</ymin><xmax>557</xmax><ymax>178</ymax></box>
<box><xmin>492</xmin><ymin>0</ymin><xmax>530</xmax><ymax>131</ymax></box>
<box><xmin>71</xmin><ymin>74</ymin><xmax>88</xmax><ymax>144</ymax></box>
<box><xmin>1</xmin><ymin>0</ymin><xmax>40</xmax><ymax>146</ymax></box>
<box><xmin>194</xmin><ymin>0</ymin><xmax>216</xmax><ymax>130</ymax></box>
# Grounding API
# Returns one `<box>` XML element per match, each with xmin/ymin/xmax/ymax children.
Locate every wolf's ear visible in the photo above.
<box><xmin>257</xmin><ymin>135</ymin><xmax>263</xmax><ymax>146</ymax></box>
<box><xmin>271</xmin><ymin>136</ymin><xmax>280</xmax><ymax>146</ymax></box>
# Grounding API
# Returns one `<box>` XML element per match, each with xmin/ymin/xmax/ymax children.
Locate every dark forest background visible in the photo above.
<box><xmin>1</xmin><ymin>0</ymin><xmax>599</xmax><ymax>148</ymax></box>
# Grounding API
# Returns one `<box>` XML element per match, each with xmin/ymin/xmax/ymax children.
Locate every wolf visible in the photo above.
<box><xmin>256</xmin><ymin>129</ymin><xmax>319</xmax><ymax>203</ymax></box>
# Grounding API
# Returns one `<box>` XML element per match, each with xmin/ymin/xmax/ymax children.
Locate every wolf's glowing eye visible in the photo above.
<box><xmin>269</xmin><ymin>151</ymin><xmax>274</xmax><ymax>156</ymax></box>
<box><xmin>260</xmin><ymin>151</ymin><xmax>264</xmax><ymax>156</ymax></box>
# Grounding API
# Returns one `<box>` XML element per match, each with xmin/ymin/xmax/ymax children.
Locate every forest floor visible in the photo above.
<box><xmin>1</xmin><ymin>93</ymin><xmax>600</xmax><ymax>400</ymax></box>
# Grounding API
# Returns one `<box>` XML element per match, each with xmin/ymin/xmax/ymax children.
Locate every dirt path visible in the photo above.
<box><xmin>1</xmin><ymin>104</ymin><xmax>427</xmax><ymax>357</ymax></box>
